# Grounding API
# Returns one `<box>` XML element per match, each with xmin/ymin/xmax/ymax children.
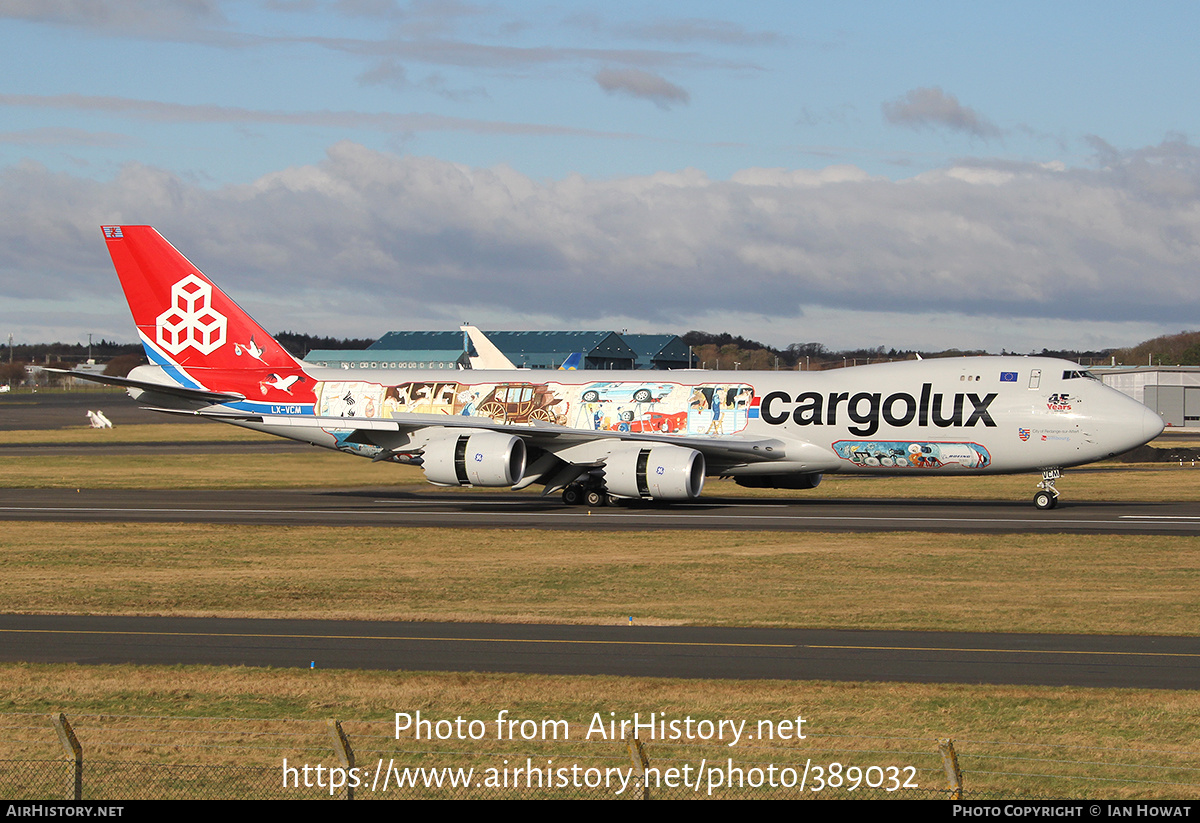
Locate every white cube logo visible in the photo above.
<box><xmin>156</xmin><ymin>274</ymin><xmax>227</xmax><ymax>355</ymax></box>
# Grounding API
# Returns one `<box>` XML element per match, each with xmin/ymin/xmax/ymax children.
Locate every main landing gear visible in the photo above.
<box><xmin>1033</xmin><ymin>468</ymin><xmax>1061</xmax><ymax>510</ymax></box>
<box><xmin>561</xmin><ymin>483</ymin><xmax>623</xmax><ymax>507</ymax></box>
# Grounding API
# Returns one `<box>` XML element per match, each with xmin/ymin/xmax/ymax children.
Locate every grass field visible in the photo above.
<box><xmin>3</xmin><ymin>522</ymin><xmax>1199</xmax><ymax>635</ymax></box>
<box><xmin>4</xmin><ymin>664</ymin><xmax>1198</xmax><ymax>800</ymax></box>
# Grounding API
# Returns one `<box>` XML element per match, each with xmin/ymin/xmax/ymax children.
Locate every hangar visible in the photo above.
<box><xmin>306</xmin><ymin>330</ymin><xmax>690</xmax><ymax>371</ymax></box>
<box><xmin>1095</xmin><ymin>366</ymin><xmax>1200</xmax><ymax>428</ymax></box>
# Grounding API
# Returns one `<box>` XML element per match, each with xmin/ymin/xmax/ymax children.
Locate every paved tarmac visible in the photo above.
<box><xmin>0</xmin><ymin>390</ymin><xmax>171</xmax><ymax>430</ymax></box>
<box><xmin>3</xmin><ymin>487</ymin><xmax>1200</xmax><ymax>534</ymax></box>
<box><xmin>2</xmin><ymin>614</ymin><xmax>1196</xmax><ymax>689</ymax></box>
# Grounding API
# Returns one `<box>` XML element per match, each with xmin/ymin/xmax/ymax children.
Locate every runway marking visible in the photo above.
<box><xmin>2</xmin><ymin>628</ymin><xmax>1196</xmax><ymax>660</ymax></box>
<box><xmin>807</xmin><ymin>644</ymin><xmax>1200</xmax><ymax>659</ymax></box>
<box><xmin>1119</xmin><ymin>515</ymin><xmax>1200</xmax><ymax>520</ymax></box>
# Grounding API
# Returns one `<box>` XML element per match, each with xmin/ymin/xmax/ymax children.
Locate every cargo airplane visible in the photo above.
<box><xmin>66</xmin><ymin>226</ymin><xmax>1164</xmax><ymax>510</ymax></box>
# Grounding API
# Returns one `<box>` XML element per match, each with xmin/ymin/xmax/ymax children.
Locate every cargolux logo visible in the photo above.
<box><xmin>156</xmin><ymin>274</ymin><xmax>227</xmax><ymax>355</ymax></box>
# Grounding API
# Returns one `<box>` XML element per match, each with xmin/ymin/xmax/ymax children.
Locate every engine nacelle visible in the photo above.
<box><xmin>603</xmin><ymin>445</ymin><xmax>705</xmax><ymax>500</ymax></box>
<box><xmin>734</xmin><ymin>472</ymin><xmax>822</xmax><ymax>490</ymax></box>
<box><xmin>421</xmin><ymin>431</ymin><xmax>527</xmax><ymax>487</ymax></box>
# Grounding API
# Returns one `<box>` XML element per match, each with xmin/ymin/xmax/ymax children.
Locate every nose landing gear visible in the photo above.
<box><xmin>1034</xmin><ymin>468</ymin><xmax>1061</xmax><ymax>510</ymax></box>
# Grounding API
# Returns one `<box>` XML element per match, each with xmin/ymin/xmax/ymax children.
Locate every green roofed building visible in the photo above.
<box><xmin>305</xmin><ymin>347</ymin><xmax>469</xmax><ymax>371</ymax></box>
<box><xmin>621</xmin><ymin>334</ymin><xmax>693</xmax><ymax>370</ymax></box>
<box><xmin>307</xmin><ymin>329</ymin><xmax>686</xmax><ymax>370</ymax></box>
<box><xmin>482</xmin><ymin>331</ymin><xmax>635</xmax><ymax>370</ymax></box>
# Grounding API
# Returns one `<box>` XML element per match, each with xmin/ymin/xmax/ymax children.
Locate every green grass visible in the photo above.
<box><xmin>3</xmin><ymin>522</ymin><xmax>1199</xmax><ymax>635</ymax></box>
<box><xmin>3</xmin><ymin>422</ymin><xmax>277</xmax><ymax>444</ymax></box>
<box><xmin>2</xmin><ymin>664</ymin><xmax>1197</xmax><ymax>800</ymax></box>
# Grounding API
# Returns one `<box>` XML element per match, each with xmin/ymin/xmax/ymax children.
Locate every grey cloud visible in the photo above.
<box><xmin>0</xmin><ymin>127</ymin><xmax>134</xmax><ymax>147</ymax></box>
<box><xmin>882</xmin><ymin>87</ymin><xmax>1002</xmax><ymax>140</ymax></box>
<box><xmin>2</xmin><ymin>140</ymin><xmax>1199</xmax><ymax>343</ymax></box>
<box><xmin>0</xmin><ymin>92</ymin><xmax>631</xmax><ymax>138</ymax></box>
<box><xmin>357</xmin><ymin>59</ymin><xmax>410</xmax><ymax>91</ymax></box>
<box><xmin>356</xmin><ymin>60</ymin><xmax>488</xmax><ymax>101</ymax></box>
<box><xmin>595</xmin><ymin>68</ymin><xmax>689</xmax><ymax>109</ymax></box>
<box><xmin>0</xmin><ymin>0</ymin><xmax>231</xmax><ymax>40</ymax></box>
<box><xmin>333</xmin><ymin>0</ymin><xmax>403</xmax><ymax>19</ymax></box>
<box><xmin>613</xmin><ymin>17</ymin><xmax>784</xmax><ymax>46</ymax></box>
<box><xmin>304</xmin><ymin>33</ymin><xmax>742</xmax><ymax>72</ymax></box>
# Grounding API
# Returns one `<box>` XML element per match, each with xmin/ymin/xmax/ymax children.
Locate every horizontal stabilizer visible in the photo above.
<box><xmin>46</xmin><ymin>369</ymin><xmax>245</xmax><ymax>404</ymax></box>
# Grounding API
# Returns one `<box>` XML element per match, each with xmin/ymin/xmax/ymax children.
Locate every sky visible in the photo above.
<box><xmin>2</xmin><ymin>0</ymin><xmax>1200</xmax><ymax>355</ymax></box>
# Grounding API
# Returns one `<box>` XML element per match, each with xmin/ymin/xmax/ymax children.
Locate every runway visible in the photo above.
<box><xmin>2</xmin><ymin>614</ymin><xmax>1197</xmax><ymax>689</ymax></box>
<box><xmin>3</xmin><ymin>487</ymin><xmax>1200</xmax><ymax>534</ymax></box>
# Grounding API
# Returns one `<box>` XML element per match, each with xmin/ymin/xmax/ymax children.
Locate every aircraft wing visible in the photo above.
<box><xmin>155</xmin><ymin>407</ymin><xmax>793</xmax><ymax>465</ymax></box>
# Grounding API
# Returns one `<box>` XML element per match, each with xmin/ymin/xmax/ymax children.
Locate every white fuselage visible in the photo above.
<box><xmin>146</xmin><ymin>355</ymin><xmax>1161</xmax><ymax>481</ymax></box>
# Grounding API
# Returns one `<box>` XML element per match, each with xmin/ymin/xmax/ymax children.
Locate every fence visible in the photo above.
<box><xmin>1</xmin><ymin>712</ymin><xmax>1196</xmax><ymax>800</ymax></box>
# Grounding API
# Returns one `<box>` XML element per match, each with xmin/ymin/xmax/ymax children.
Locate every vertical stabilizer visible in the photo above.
<box><xmin>461</xmin><ymin>325</ymin><xmax>516</xmax><ymax>369</ymax></box>
<box><xmin>101</xmin><ymin>226</ymin><xmax>312</xmax><ymax>405</ymax></box>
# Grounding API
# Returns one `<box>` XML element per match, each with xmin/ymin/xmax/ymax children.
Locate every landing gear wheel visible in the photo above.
<box><xmin>1033</xmin><ymin>490</ymin><xmax>1056</xmax><ymax>510</ymax></box>
<box><xmin>562</xmin><ymin>485</ymin><xmax>583</xmax><ymax>506</ymax></box>
<box><xmin>585</xmin><ymin>489</ymin><xmax>606</xmax><ymax>507</ymax></box>
<box><xmin>1034</xmin><ymin>468</ymin><xmax>1061</xmax><ymax>510</ymax></box>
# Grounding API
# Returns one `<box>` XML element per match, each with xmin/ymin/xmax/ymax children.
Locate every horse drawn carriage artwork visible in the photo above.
<box><xmin>475</xmin><ymin>382</ymin><xmax>566</xmax><ymax>424</ymax></box>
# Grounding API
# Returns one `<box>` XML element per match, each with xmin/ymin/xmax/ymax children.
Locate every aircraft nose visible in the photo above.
<box><xmin>1142</xmin><ymin>405</ymin><xmax>1165</xmax><ymax>443</ymax></box>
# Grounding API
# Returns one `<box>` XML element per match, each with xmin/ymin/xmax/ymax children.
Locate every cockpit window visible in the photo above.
<box><xmin>1062</xmin><ymin>370</ymin><xmax>1099</xmax><ymax>381</ymax></box>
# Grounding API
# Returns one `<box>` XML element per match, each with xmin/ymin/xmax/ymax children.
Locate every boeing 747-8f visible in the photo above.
<box><xmin>65</xmin><ymin>226</ymin><xmax>1165</xmax><ymax>510</ymax></box>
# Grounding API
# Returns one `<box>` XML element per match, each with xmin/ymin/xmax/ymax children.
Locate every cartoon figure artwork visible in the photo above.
<box><xmin>258</xmin><ymin>372</ymin><xmax>306</xmax><ymax>396</ymax></box>
<box><xmin>233</xmin><ymin>334</ymin><xmax>268</xmax><ymax>365</ymax></box>
<box><xmin>315</xmin><ymin>381</ymin><xmax>378</xmax><ymax>418</ymax></box>
<box><xmin>832</xmin><ymin>440</ymin><xmax>992</xmax><ymax>470</ymax></box>
<box><xmin>476</xmin><ymin>383</ymin><xmax>565</xmax><ymax>424</ymax></box>
<box><xmin>688</xmin><ymin>385</ymin><xmax>752</xmax><ymax>435</ymax></box>
<box><xmin>312</xmin><ymin>378</ymin><xmax>755</xmax><ymax>436</ymax></box>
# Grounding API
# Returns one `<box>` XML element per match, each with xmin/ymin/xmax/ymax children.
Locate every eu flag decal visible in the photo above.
<box><xmin>1000</xmin><ymin>372</ymin><xmax>1018</xmax><ymax>382</ymax></box>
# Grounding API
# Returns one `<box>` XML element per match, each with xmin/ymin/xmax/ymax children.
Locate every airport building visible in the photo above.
<box><xmin>306</xmin><ymin>330</ymin><xmax>691</xmax><ymax>371</ymax></box>
<box><xmin>1094</xmin><ymin>365</ymin><xmax>1200</xmax><ymax>428</ymax></box>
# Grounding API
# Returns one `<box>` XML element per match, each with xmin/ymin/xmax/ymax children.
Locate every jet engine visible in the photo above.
<box><xmin>420</xmin><ymin>431</ymin><xmax>527</xmax><ymax>487</ymax></box>
<box><xmin>603</xmin><ymin>445</ymin><xmax>705</xmax><ymax>500</ymax></box>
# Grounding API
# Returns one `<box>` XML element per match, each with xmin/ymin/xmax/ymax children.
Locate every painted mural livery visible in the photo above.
<box><xmin>314</xmin><ymin>377</ymin><xmax>995</xmax><ymax>471</ymax></box>
<box><xmin>315</xmin><ymin>379</ymin><xmax>756</xmax><ymax>436</ymax></box>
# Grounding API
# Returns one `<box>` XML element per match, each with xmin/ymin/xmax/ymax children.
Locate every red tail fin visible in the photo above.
<box><xmin>103</xmin><ymin>226</ymin><xmax>313</xmax><ymax>405</ymax></box>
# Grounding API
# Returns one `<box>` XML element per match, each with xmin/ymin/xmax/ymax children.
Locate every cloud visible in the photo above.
<box><xmin>0</xmin><ymin>92</ymin><xmax>631</xmax><ymax>138</ymax></box>
<box><xmin>611</xmin><ymin>17</ymin><xmax>784</xmax><ymax>46</ymax></box>
<box><xmin>882</xmin><ymin>87</ymin><xmax>1002</xmax><ymax>140</ymax></box>
<box><xmin>2</xmin><ymin>139</ymin><xmax>1199</xmax><ymax>348</ymax></box>
<box><xmin>0</xmin><ymin>127</ymin><xmax>134</xmax><ymax>147</ymax></box>
<box><xmin>594</xmin><ymin>69</ymin><xmax>689</xmax><ymax>109</ymax></box>
<box><xmin>0</xmin><ymin>0</ymin><xmax>233</xmax><ymax>41</ymax></box>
